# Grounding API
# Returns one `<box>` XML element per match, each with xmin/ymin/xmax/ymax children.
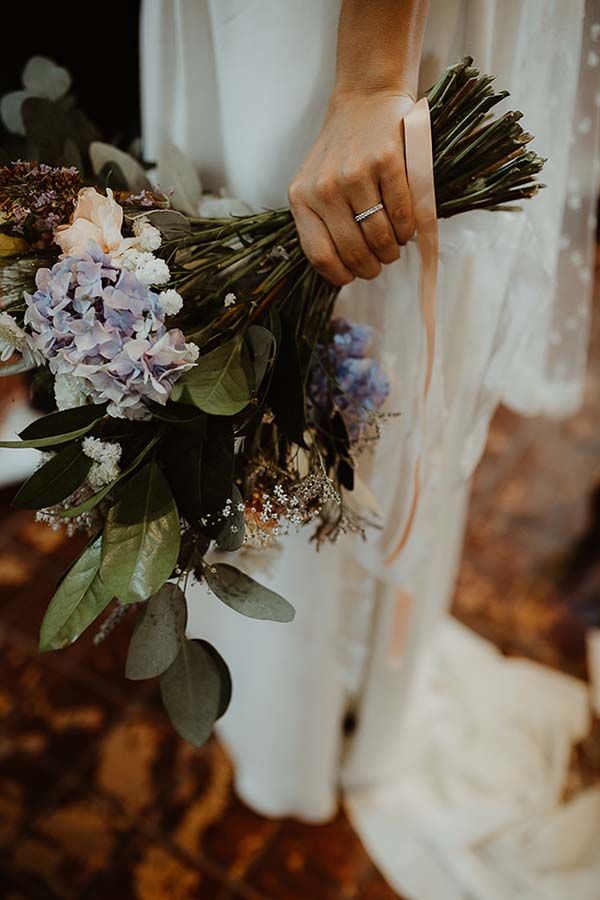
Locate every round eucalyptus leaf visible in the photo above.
<box><xmin>204</xmin><ymin>563</ymin><xmax>295</xmax><ymax>623</ymax></box>
<box><xmin>125</xmin><ymin>583</ymin><xmax>187</xmax><ymax>680</ymax></box>
<box><xmin>159</xmin><ymin>638</ymin><xmax>223</xmax><ymax>747</ymax></box>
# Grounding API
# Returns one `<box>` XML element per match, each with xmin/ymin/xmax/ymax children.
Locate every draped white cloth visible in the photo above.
<box><xmin>141</xmin><ymin>2</ymin><xmax>600</xmax><ymax>897</ymax></box>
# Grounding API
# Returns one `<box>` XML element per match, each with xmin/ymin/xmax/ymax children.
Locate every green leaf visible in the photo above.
<box><xmin>0</xmin><ymin>404</ymin><xmax>107</xmax><ymax>449</ymax></box>
<box><xmin>39</xmin><ymin>536</ymin><xmax>113</xmax><ymax>651</ymax></box>
<box><xmin>162</xmin><ymin>417</ymin><xmax>233</xmax><ymax>537</ymax></box>
<box><xmin>125</xmin><ymin>583</ymin><xmax>187</xmax><ymax>681</ymax></box>
<box><xmin>172</xmin><ymin>338</ymin><xmax>252</xmax><ymax>416</ymax></box>
<box><xmin>100</xmin><ymin>462</ymin><xmax>181</xmax><ymax>604</ymax></box>
<box><xmin>216</xmin><ymin>484</ymin><xmax>245</xmax><ymax>551</ymax></box>
<box><xmin>160</xmin><ymin>638</ymin><xmax>228</xmax><ymax>747</ymax></box>
<box><xmin>246</xmin><ymin>325</ymin><xmax>276</xmax><ymax>393</ymax></box>
<box><xmin>141</xmin><ymin>209</ymin><xmax>191</xmax><ymax>240</ymax></box>
<box><xmin>204</xmin><ymin>563</ymin><xmax>295</xmax><ymax>623</ymax></box>
<box><xmin>20</xmin><ymin>405</ymin><xmax>108</xmax><ymax>440</ymax></box>
<box><xmin>12</xmin><ymin>442</ymin><xmax>92</xmax><ymax>510</ymax></box>
<box><xmin>197</xmin><ymin>640</ymin><xmax>232</xmax><ymax>719</ymax></box>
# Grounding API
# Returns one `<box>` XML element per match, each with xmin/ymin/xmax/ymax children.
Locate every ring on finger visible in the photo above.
<box><xmin>354</xmin><ymin>202</ymin><xmax>385</xmax><ymax>224</ymax></box>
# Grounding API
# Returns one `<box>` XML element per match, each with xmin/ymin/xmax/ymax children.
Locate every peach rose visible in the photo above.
<box><xmin>54</xmin><ymin>187</ymin><xmax>127</xmax><ymax>257</ymax></box>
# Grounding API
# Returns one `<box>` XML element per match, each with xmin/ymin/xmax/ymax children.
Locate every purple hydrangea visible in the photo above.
<box><xmin>24</xmin><ymin>245</ymin><xmax>198</xmax><ymax>419</ymax></box>
<box><xmin>308</xmin><ymin>317</ymin><xmax>389</xmax><ymax>441</ymax></box>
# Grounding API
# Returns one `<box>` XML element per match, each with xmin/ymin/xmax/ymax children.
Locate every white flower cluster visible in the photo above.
<box><xmin>54</xmin><ymin>373</ymin><xmax>89</xmax><ymax>411</ymax></box>
<box><xmin>0</xmin><ymin>311</ymin><xmax>44</xmax><ymax>366</ymax></box>
<box><xmin>224</xmin><ymin>292</ymin><xmax>236</xmax><ymax>308</ymax></box>
<box><xmin>113</xmin><ymin>217</ymin><xmax>171</xmax><ymax>287</ymax></box>
<box><xmin>82</xmin><ymin>436</ymin><xmax>122</xmax><ymax>488</ymax></box>
<box><xmin>158</xmin><ymin>289</ymin><xmax>184</xmax><ymax>316</ymax></box>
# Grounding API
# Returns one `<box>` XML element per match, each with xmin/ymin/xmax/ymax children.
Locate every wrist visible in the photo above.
<box><xmin>329</xmin><ymin>82</ymin><xmax>417</xmax><ymax>109</ymax></box>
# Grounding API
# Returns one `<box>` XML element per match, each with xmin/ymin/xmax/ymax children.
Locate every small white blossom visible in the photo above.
<box><xmin>54</xmin><ymin>373</ymin><xmax>90</xmax><ymax>410</ymax></box>
<box><xmin>82</xmin><ymin>437</ymin><xmax>122</xmax><ymax>488</ymax></box>
<box><xmin>158</xmin><ymin>289</ymin><xmax>184</xmax><ymax>316</ymax></box>
<box><xmin>134</xmin><ymin>254</ymin><xmax>171</xmax><ymax>286</ymax></box>
<box><xmin>185</xmin><ymin>341</ymin><xmax>200</xmax><ymax>362</ymax></box>
<box><xmin>132</xmin><ymin>218</ymin><xmax>162</xmax><ymax>252</ymax></box>
<box><xmin>224</xmin><ymin>292</ymin><xmax>236</xmax><ymax>308</ymax></box>
<box><xmin>114</xmin><ymin>248</ymin><xmax>170</xmax><ymax>286</ymax></box>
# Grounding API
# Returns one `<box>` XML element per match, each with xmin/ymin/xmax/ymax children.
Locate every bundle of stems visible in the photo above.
<box><xmin>163</xmin><ymin>57</ymin><xmax>545</xmax><ymax>352</ymax></box>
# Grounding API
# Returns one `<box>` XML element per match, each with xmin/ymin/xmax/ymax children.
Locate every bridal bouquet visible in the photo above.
<box><xmin>0</xmin><ymin>57</ymin><xmax>544</xmax><ymax>745</ymax></box>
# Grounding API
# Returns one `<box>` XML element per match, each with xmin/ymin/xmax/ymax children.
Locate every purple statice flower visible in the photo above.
<box><xmin>24</xmin><ymin>244</ymin><xmax>198</xmax><ymax>419</ymax></box>
<box><xmin>308</xmin><ymin>317</ymin><xmax>389</xmax><ymax>442</ymax></box>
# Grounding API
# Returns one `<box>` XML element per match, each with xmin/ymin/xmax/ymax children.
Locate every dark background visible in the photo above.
<box><xmin>1</xmin><ymin>3</ymin><xmax>141</xmax><ymax>144</ymax></box>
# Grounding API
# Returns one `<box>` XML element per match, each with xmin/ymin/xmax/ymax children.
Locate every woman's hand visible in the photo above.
<box><xmin>288</xmin><ymin>90</ymin><xmax>416</xmax><ymax>286</ymax></box>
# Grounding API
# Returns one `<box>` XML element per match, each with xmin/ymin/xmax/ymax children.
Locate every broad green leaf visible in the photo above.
<box><xmin>12</xmin><ymin>442</ymin><xmax>92</xmax><ymax>509</ymax></box>
<box><xmin>100</xmin><ymin>462</ymin><xmax>181</xmax><ymax>604</ymax></box>
<box><xmin>171</xmin><ymin>338</ymin><xmax>252</xmax><ymax>416</ymax></box>
<box><xmin>20</xmin><ymin>404</ymin><xmax>107</xmax><ymax>440</ymax></box>
<box><xmin>0</xmin><ymin>404</ymin><xmax>107</xmax><ymax>449</ymax></box>
<box><xmin>204</xmin><ymin>563</ymin><xmax>295</xmax><ymax>623</ymax></box>
<box><xmin>125</xmin><ymin>583</ymin><xmax>187</xmax><ymax>681</ymax></box>
<box><xmin>160</xmin><ymin>638</ymin><xmax>227</xmax><ymax>747</ymax></box>
<box><xmin>39</xmin><ymin>537</ymin><xmax>113</xmax><ymax>651</ymax></box>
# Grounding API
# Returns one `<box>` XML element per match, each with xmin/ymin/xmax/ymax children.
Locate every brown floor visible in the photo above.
<box><xmin>0</xmin><ymin>270</ymin><xmax>599</xmax><ymax>899</ymax></box>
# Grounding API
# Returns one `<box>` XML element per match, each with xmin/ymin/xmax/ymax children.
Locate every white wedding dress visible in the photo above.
<box><xmin>141</xmin><ymin>3</ymin><xmax>600</xmax><ymax>898</ymax></box>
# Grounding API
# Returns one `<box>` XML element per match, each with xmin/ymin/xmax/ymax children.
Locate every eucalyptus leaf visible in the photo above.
<box><xmin>90</xmin><ymin>142</ymin><xmax>151</xmax><ymax>193</ymax></box>
<box><xmin>142</xmin><ymin>209</ymin><xmax>191</xmax><ymax>240</ymax></box>
<box><xmin>12</xmin><ymin>442</ymin><xmax>92</xmax><ymax>510</ymax></box>
<box><xmin>100</xmin><ymin>462</ymin><xmax>181</xmax><ymax>604</ymax></box>
<box><xmin>171</xmin><ymin>338</ymin><xmax>252</xmax><ymax>416</ymax></box>
<box><xmin>22</xmin><ymin>56</ymin><xmax>71</xmax><ymax>101</ymax></box>
<box><xmin>204</xmin><ymin>563</ymin><xmax>295</xmax><ymax>623</ymax></box>
<box><xmin>197</xmin><ymin>640</ymin><xmax>232</xmax><ymax>719</ymax></box>
<box><xmin>21</xmin><ymin>97</ymin><xmax>68</xmax><ymax>164</ymax></box>
<box><xmin>158</xmin><ymin>141</ymin><xmax>202</xmax><ymax>216</ymax></box>
<box><xmin>159</xmin><ymin>638</ymin><xmax>226</xmax><ymax>747</ymax></box>
<box><xmin>39</xmin><ymin>536</ymin><xmax>113</xmax><ymax>651</ymax></box>
<box><xmin>125</xmin><ymin>583</ymin><xmax>187</xmax><ymax>680</ymax></box>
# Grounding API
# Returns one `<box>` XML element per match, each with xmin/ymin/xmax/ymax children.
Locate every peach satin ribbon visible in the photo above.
<box><xmin>385</xmin><ymin>97</ymin><xmax>439</xmax><ymax>659</ymax></box>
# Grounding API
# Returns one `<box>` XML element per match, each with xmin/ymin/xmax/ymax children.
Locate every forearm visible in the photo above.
<box><xmin>333</xmin><ymin>0</ymin><xmax>429</xmax><ymax>100</ymax></box>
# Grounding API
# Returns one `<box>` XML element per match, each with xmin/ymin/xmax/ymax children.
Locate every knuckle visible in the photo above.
<box><xmin>314</xmin><ymin>176</ymin><xmax>336</xmax><ymax>201</ymax></box>
<box><xmin>287</xmin><ymin>180</ymin><xmax>305</xmax><ymax>207</ymax></box>
<box><xmin>376</xmin><ymin>143</ymin><xmax>399</xmax><ymax>168</ymax></box>
<box><xmin>341</xmin><ymin>165</ymin><xmax>363</xmax><ymax>187</ymax></box>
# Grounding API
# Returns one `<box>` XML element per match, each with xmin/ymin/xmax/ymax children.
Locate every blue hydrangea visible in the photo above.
<box><xmin>308</xmin><ymin>317</ymin><xmax>389</xmax><ymax>441</ymax></box>
<box><xmin>24</xmin><ymin>244</ymin><xmax>198</xmax><ymax>419</ymax></box>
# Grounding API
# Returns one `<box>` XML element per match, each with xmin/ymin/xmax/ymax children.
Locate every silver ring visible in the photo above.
<box><xmin>354</xmin><ymin>202</ymin><xmax>384</xmax><ymax>223</ymax></box>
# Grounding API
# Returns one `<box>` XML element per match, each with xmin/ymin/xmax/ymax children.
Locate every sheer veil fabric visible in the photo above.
<box><xmin>141</xmin><ymin>2</ymin><xmax>600</xmax><ymax>897</ymax></box>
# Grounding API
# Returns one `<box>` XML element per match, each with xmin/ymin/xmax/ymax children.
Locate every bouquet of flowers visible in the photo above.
<box><xmin>0</xmin><ymin>57</ymin><xmax>544</xmax><ymax>746</ymax></box>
